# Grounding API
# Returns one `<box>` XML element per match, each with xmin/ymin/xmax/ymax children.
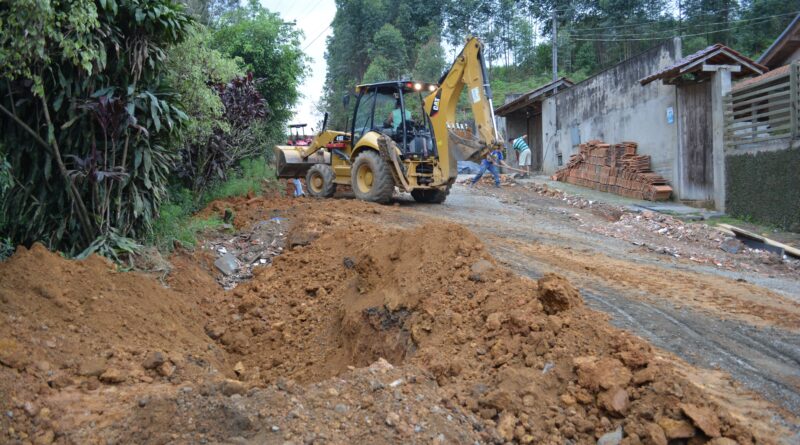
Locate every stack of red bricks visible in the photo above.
<box><xmin>554</xmin><ymin>140</ymin><xmax>673</xmax><ymax>201</ymax></box>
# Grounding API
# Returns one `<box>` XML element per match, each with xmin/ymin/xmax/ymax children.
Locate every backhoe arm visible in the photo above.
<box><xmin>424</xmin><ymin>36</ymin><xmax>502</xmax><ymax>178</ymax></box>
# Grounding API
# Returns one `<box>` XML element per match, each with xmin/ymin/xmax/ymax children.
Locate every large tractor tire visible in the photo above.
<box><xmin>305</xmin><ymin>164</ymin><xmax>337</xmax><ymax>198</ymax></box>
<box><xmin>411</xmin><ymin>185</ymin><xmax>450</xmax><ymax>204</ymax></box>
<box><xmin>351</xmin><ymin>150</ymin><xmax>395</xmax><ymax>204</ymax></box>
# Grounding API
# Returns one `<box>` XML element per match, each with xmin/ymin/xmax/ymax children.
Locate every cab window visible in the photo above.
<box><xmin>352</xmin><ymin>89</ymin><xmax>376</xmax><ymax>141</ymax></box>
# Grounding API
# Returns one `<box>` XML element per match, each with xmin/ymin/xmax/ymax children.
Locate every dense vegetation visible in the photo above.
<box><xmin>322</xmin><ymin>0</ymin><xmax>798</xmax><ymax>117</ymax></box>
<box><xmin>0</xmin><ymin>0</ymin><xmax>305</xmax><ymax>257</ymax></box>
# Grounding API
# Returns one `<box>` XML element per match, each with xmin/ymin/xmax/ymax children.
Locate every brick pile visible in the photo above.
<box><xmin>554</xmin><ymin>140</ymin><xmax>673</xmax><ymax>201</ymax></box>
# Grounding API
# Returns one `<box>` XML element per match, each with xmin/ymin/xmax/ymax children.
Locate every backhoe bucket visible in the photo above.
<box><xmin>448</xmin><ymin>129</ymin><xmax>487</xmax><ymax>162</ymax></box>
<box><xmin>274</xmin><ymin>145</ymin><xmax>331</xmax><ymax>179</ymax></box>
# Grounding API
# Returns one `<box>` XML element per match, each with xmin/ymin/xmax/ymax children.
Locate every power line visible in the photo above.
<box><xmin>560</xmin><ymin>7</ymin><xmax>748</xmax><ymax>32</ymax></box>
<box><xmin>565</xmin><ymin>11</ymin><xmax>798</xmax><ymax>39</ymax></box>
<box><xmin>567</xmin><ymin>14</ymin><xmax>796</xmax><ymax>42</ymax></box>
<box><xmin>307</xmin><ymin>0</ymin><xmax>326</xmax><ymax>15</ymax></box>
<box><xmin>302</xmin><ymin>23</ymin><xmax>332</xmax><ymax>51</ymax></box>
<box><xmin>551</xmin><ymin>4</ymin><xmax>743</xmax><ymax>17</ymax></box>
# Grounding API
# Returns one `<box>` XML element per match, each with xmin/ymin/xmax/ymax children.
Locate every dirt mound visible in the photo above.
<box><xmin>0</xmin><ymin>196</ymin><xmax>783</xmax><ymax>444</ymax></box>
<box><xmin>207</xmin><ymin>213</ymin><xmax>769</xmax><ymax>444</ymax></box>
<box><xmin>45</xmin><ymin>361</ymin><xmax>483</xmax><ymax>444</ymax></box>
<box><xmin>0</xmin><ymin>243</ymin><xmax>226</xmax><ymax>377</ymax></box>
<box><xmin>0</xmin><ymin>244</ymin><xmax>230</xmax><ymax>442</ymax></box>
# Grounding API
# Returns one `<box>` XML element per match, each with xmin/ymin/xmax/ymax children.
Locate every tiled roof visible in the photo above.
<box><xmin>494</xmin><ymin>78</ymin><xmax>574</xmax><ymax>116</ymax></box>
<box><xmin>733</xmin><ymin>64</ymin><xmax>791</xmax><ymax>91</ymax></box>
<box><xmin>639</xmin><ymin>44</ymin><xmax>767</xmax><ymax>85</ymax></box>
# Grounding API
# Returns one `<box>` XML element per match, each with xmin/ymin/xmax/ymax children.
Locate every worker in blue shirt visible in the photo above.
<box><xmin>470</xmin><ymin>148</ymin><xmax>504</xmax><ymax>187</ymax></box>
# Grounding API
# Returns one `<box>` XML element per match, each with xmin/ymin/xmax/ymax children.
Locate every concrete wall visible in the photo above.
<box><xmin>541</xmin><ymin>40</ymin><xmax>682</xmax><ymax>194</ymax></box>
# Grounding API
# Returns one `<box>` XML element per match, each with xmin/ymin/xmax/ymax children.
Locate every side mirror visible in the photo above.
<box><xmin>342</xmin><ymin>93</ymin><xmax>350</xmax><ymax>107</ymax></box>
<box><xmin>322</xmin><ymin>112</ymin><xmax>329</xmax><ymax>132</ymax></box>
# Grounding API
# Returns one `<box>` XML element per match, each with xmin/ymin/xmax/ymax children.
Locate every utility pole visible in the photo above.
<box><xmin>552</xmin><ymin>8</ymin><xmax>558</xmax><ymax>81</ymax></box>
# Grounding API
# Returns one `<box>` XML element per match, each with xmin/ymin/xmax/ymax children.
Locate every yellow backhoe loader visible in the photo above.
<box><xmin>274</xmin><ymin>36</ymin><xmax>503</xmax><ymax>204</ymax></box>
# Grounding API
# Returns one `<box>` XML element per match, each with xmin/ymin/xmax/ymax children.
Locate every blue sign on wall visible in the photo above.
<box><xmin>666</xmin><ymin>106</ymin><xmax>674</xmax><ymax>124</ymax></box>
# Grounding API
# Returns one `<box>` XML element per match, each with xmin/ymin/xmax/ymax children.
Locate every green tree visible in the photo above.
<box><xmin>733</xmin><ymin>0</ymin><xmax>798</xmax><ymax>58</ymax></box>
<box><xmin>211</xmin><ymin>0</ymin><xmax>307</xmax><ymax>135</ymax></box>
<box><xmin>166</xmin><ymin>25</ymin><xmax>243</xmax><ymax>145</ymax></box>
<box><xmin>179</xmin><ymin>0</ymin><xmax>239</xmax><ymax>25</ymax></box>
<box><xmin>322</xmin><ymin>0</ymin><xmax>444</xmax><ymax>129</ymax></box>
<box><xmin>413</xmin><ymin>37</ymin><xmax>446</xmax><ymax>82</ymax></box>
<box><xmin>368</xmin><ymin>24</ymin><xmax>408</xmax><ymax>80</ymax></box>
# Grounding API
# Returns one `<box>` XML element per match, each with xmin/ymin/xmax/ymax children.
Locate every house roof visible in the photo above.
<box><xmin>733</xmin><ymin>64</ymin><xmax>791</xmax><ymax>91</ymax></box>
<box><xmin>639</xmin><ymin>44</ymin><xmax>767</xmax><ymax>85</ymax></box>
<box><xmin>495</xmin><ymin>78</ymin><xmax>574</xmax><ymax>116</ymax></box>
<box><xmin>758</xmin><ymin>13</ymin><xmax>800</xmax><ymax>69</ymax></box>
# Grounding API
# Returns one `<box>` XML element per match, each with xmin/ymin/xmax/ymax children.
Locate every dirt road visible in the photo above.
<box><xmin>397</xmin><ymin>182</ymin><xmax>800</xmax><ymax>435</ymax></box>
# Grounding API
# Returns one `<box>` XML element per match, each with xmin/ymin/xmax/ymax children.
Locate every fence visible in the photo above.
<box><xmin>724</xmin><ymin>62</ymin><xmax>800</xmax><ymax>148</ymax></box>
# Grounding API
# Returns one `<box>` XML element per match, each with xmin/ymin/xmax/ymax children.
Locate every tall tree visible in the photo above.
<box><xmin>211</xmin><ymin>0</ymin><xmax>307</xmax><ymax>135</ymax></box>
<box><xmin>413</xmin><ymin>37</ymin><xmax>447</xmax><ymax>81</ymax></box>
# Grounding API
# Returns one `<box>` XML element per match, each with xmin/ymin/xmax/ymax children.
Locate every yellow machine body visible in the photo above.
<box><xmin>274</xmin><ymin>36</ymin><xmax>503</xmax><ymax>204</ymax></box>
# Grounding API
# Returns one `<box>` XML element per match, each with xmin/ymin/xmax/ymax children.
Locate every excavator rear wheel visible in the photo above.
<box><xmin>410</xmin><ymin>185</ymin><xmax>450</xmax><ymax>204</ymax></box>
<box><xmin>306</xmin><ymin>164</ymin><xmax>337</xmax><ymax>198</ymax></box>
<box><xmin>351</xmin><ymin>150</ymin><xmax>395</xmax><ymax>204</ymax></box>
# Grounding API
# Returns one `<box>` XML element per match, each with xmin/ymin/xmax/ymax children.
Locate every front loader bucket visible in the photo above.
<box><xmin>274</xmin><ymin>145</ymin><xmax>330</xmax><ymax>179</ymax></box>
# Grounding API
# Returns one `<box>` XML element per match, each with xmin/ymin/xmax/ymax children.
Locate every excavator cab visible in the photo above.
<box><xmin>351</xmin><ymin>81</ymin><xmax>438</xmax><ymax>160</ymax></box>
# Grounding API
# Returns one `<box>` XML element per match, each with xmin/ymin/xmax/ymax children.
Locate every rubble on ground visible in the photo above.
<box><xmin>504</xmin><ymin>182</ymin><xmax>800</xmax><ymax>273</ymax></box>
<box><xmin>456</xmin><ymin>173</ymin><xmax>518</xmax><ymax>187</ymax></box>
<box><xmin>201</xmin><ymin>199</ymin><xmax>288</xmax><ymax>289</ymax></box>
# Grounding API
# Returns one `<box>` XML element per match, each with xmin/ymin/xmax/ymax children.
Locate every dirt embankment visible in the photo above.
<box><xmin>0</xmin><ymin>195</ymin><xmax>790</xmax><ymax>444</ymax></box>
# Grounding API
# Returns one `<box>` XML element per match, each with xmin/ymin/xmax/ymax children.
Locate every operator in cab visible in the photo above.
<box><xmin>386</xmin><ymin>98</ymin><xmax>412</xmax><ymax>131</ymax></box>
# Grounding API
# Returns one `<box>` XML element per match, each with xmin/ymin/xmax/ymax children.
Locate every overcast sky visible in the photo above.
<box><xmin>259</xmin><ymin>0</ymin><xmax>336</xmax><ymax>132</ymax></box>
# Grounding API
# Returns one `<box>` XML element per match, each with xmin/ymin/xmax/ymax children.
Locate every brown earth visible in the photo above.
<box><xmin>0</xmin><ymin>193</ymin><xmax>793</xmax><ymax>444</ymax></box>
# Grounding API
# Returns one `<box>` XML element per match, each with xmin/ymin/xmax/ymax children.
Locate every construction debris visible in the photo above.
<box><xmin>456</xmin><ymin>173</ymin><xmax>517</xmax><ymax>187</ymax></box>
<box><xmin>499</xmin><ymin>182</ymin><xmax>800</xmax><ymax>273</ymax></box>
<box><xmin>205</xmin><ymin>217</ymin><xmax>286</xmax><ymax>289</ymax></box>
<box><xmin>554</xmin><ymin>140</ymin><xmax>673</xmax><ymax>201</ymax></box>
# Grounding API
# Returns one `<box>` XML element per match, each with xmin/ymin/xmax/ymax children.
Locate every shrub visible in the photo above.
<box><xmin>0</xmin><ymin>0</ymin><xmax>193</xmax><ymax>255</ymax></box>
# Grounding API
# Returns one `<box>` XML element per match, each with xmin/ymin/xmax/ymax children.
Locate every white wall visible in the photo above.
<box><xmin>540</xmin><ymin>40</ymin><xmax>682</xmax><ymax>194</ymax></box>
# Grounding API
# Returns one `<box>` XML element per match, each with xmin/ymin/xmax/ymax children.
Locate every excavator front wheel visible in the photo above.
<box><xmin>351</xmin><ymin>150</ymin><xmax>395</xmax><ymax>203</ymax></box>
<box><xmin>306</xmin><ymin>164</ymin><xmax>337</xmax><ymax>198</ymax></box>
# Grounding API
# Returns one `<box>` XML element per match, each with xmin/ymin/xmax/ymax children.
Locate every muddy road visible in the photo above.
<box><xmin>393</xmin><ymin>183</ymin><xmax>800</xmax><ymax>435</ymax></box>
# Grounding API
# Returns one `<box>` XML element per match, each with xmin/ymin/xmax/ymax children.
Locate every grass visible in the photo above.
<box><xmin>705</xmin><ymin>214</ymin><xmax>786</xmax><ymax>235</ymax></box>
<box><xmin>148</xmin><ymin>157</ymin><xmax>276</xmax><ymax>252</ymax></box>
<box><xmin>202</xmin><ymin>157</ymin><xmax>275</xmax><ymax>203</ymax></box>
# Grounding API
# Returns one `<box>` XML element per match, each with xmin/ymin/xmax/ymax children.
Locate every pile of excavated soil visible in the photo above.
<box><xmin>0</xmin><ymin>195</ymin><xmax>784</xmax><ymax>444</ymax></box>
<box><xmin>215</xmin><ymin>211</ymin><xmax>769</xmax><ymax>444</ymax></box>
